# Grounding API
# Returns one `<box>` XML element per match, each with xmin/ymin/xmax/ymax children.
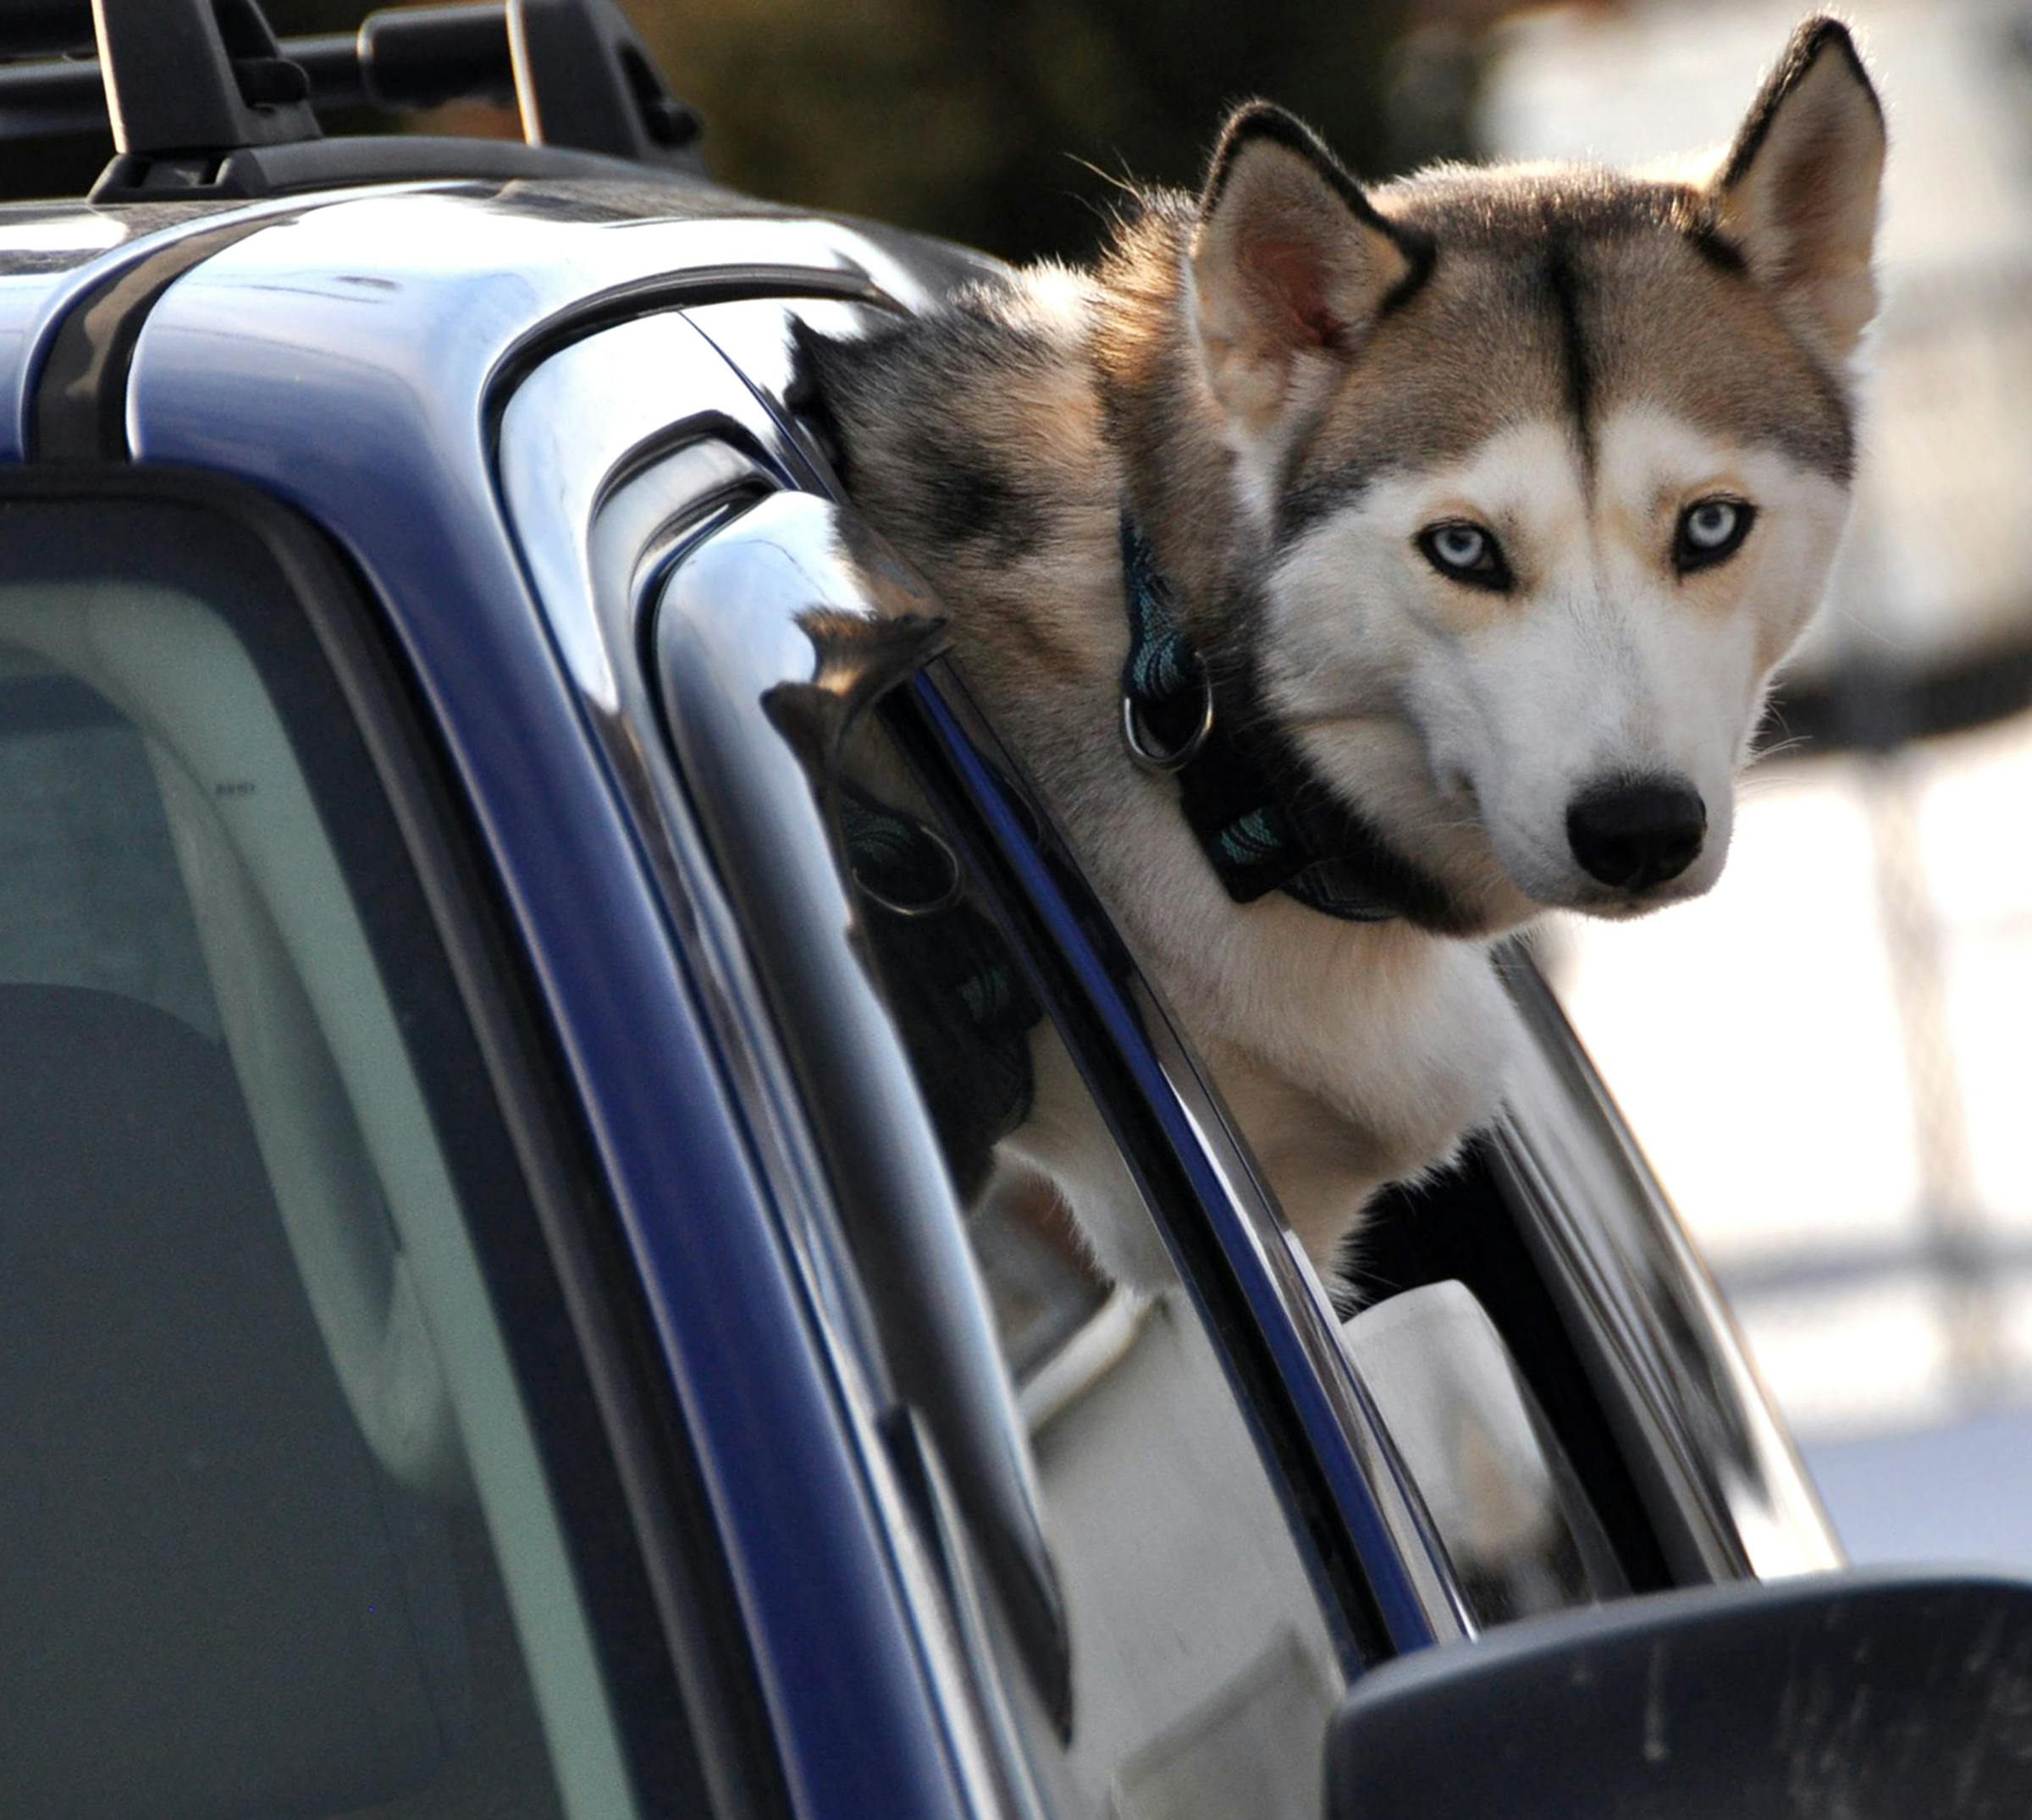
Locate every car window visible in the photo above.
<box><xmin>0</xmin><ymin>493</ymin><xmax>657</xmax><ymax>1820</ymax></box>
<box><xmin>785</xmin><ymin>629</ymin><xmax>1349</xmax><ymax>1820</ymax></box>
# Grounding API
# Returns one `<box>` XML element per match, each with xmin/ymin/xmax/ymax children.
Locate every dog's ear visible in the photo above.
<box><xmin>785</xmin><ymin>315</ymin><xmax>853</xmax><ymax>477</ymax></box>
<box><xmin>1191</xmin><ymin>103</ymin><xmax>1427</xmax><ymax>431</ymax></box>
<box><xmin>1709</xmin><ymin>17</ymin><xmax>1886</xmax><ymax>361</ymax></box>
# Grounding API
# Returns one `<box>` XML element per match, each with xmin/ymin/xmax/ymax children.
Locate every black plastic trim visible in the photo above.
<box><xmin>89</xmin><ymin>132</ymin><xmax>692</xmax><ymax>203</ymax></box>
<box><xmin>30</xmin><ymin>215</ymin><xmax>283</xmax><ymax>461</ymax></box>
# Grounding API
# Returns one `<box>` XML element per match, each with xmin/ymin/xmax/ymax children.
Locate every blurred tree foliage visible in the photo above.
<box><xmin>629</xmin><ymin>0</ymin><xmax>1428</xmax><ymax>262</ymax></box>
<box><xmin>2</xmin><ymin>0</ymin><xmax>1482</xmax><ymax>262</ymax></box>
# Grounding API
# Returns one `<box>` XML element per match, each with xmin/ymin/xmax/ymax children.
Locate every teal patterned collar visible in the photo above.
<box><xmin>1118</xmin><ymin>511</ymin><xmax>1422</xmax><ymax>926</ymax></box>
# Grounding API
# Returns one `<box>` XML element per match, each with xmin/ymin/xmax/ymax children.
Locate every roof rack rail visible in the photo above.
<box><xmin>0</xmin><ymin>0</ymin><xmax>704</xmax><ymax>202</ymax></box>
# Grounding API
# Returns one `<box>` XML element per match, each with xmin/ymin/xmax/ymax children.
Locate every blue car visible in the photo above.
<box><xmin>5</xmin><ymin>5</ymin><xmax>2029</xmax><ymax>1817</ymax></box>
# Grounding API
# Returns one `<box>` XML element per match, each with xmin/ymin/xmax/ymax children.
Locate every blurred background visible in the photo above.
<box><xmin>9</xmin><ymin>0</ymin><xmax>2030</xmax><ymax>1569</ymax></box>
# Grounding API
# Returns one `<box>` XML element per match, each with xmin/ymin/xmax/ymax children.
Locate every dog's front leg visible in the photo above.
<box><xmin>1199</xmin><ymin>946</ymin><xmax>1517</xmax><ymax>1293</ymax></box>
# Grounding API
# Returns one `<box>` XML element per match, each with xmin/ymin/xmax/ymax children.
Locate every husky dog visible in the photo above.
<box><xmin>798</xmin><ymin>18</ymin><xmax>1885</xmax><ymax>1288</ymax></box>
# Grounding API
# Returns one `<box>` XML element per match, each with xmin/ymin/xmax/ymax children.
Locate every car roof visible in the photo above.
<box><xmin>0</xmin><ymin>168</ymin><xmax>991</xmax><ymax>466</ymax></box>
<box><xmin>0</xmin><ymin>0</ymin><xmax>998</xmax><ymax>461</ymax></box>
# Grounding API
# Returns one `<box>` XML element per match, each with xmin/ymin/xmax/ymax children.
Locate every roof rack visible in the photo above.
<box><xmin>0</xmin><ymin>0</ymin><xmax>705</xmax><ymax>202</ymax></box>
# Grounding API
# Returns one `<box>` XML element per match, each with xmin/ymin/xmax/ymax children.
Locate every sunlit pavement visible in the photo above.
<box><xmin>1808</xmin><ymin>1412</ymin><xmax>2032</xmax><ymax>1567</ymax></box>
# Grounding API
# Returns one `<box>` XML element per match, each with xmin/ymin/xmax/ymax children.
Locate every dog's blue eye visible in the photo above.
<box><xmin>1676</xmin><ymin>497</ymin><xmax>1755</xmax><ymax>572</ymax></box>
<box><xmin>1434</xmin><ymin>526</ymin><xmax>1484</xmax><ymax>565</ymax></box>
<box><xmin>1417</xmin><ymin>521</ymin><xmax>1511</xmax><ymax>592</ymax></box>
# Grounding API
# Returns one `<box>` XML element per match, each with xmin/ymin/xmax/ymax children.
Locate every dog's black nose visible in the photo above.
<box><xmin>1566</xmin><ymin>777</ymin><xmax>1707</xmax><ymax>891</ymax></box>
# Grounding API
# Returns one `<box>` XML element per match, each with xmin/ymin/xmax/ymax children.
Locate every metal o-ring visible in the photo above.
<box><xmin>852</xmin><ymin>822</ymin><xmax>965</xmax><ymax>918</ymax></box>
<box><xmin>1120</xmin><ymin>677</ymin><xmax>1215</xmax><ymax>774</ymax></box>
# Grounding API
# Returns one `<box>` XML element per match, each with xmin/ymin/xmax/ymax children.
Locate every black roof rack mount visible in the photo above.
<box><xmin>0</xmin><ymin>0</ymin><xmax>705</xmax><ymax>202</ymax></box>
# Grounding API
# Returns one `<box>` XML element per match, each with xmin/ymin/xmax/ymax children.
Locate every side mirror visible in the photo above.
<box><xmin>1327</xmin><ymin>1568</ymin><xmax>2032</xmax><ymax>1817</ymax></box>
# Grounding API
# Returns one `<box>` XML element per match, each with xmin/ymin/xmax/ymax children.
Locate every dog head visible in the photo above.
<box><xmin>1122</xmin><ymin>16</ymin><xmax>1883</xmax><ymax>931</ymax></box>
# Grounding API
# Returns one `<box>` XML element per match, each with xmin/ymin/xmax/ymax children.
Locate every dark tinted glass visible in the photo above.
<box><xmin>0</xmin><ymin>505</ymin><xmax>639</xmax><ymax>1820</ymax></box>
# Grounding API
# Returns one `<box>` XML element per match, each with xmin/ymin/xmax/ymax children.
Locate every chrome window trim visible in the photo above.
<box><xmin>496</xmin><ymin>311</ymin><xmax>885</xmax><ymax>1376</ymax></box>
<box><xmin>644</xmin><ymin>494</ymin><xmax>1072</xmax><ymax>1710</ymax></box>
<box><xmin>496</xmin><ymin>316</ymin><xmax>1035</xmax><ymax>1820</ymax></box>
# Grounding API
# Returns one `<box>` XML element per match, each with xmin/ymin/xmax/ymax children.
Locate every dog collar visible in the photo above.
<box><xmin>1118</xmin><ymin>512</ymin><xmax>1410</xmax><ymax>924</ymax></box>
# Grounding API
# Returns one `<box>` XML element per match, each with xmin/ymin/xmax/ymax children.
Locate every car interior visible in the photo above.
<box><xmin>0</xmin><ymin>571</ymin><xmax>614</xmax><ymax>1817</ymax></box>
